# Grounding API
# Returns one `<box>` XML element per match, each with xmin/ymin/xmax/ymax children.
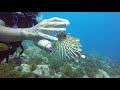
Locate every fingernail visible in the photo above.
<box><xmin>65</xmin><ymin>20</ymin><xmax>70</xmax><ymax>26</ymax></box>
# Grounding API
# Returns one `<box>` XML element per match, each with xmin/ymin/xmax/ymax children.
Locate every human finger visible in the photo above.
<box><xmin>37</xmin><ymin>32</ymin><xmax>58</xmax><ymax>41</ymax></box>
<box><xmin>40</xmin><ymin>27</ymin><xmax>66</xmax><ymax>34</ymax></box>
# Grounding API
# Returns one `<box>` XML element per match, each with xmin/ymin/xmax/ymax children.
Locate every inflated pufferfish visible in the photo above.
<box><xmin>51</xmin><ymin>33</ymin><xmax>85</xmax><ymax>62</ymax></box>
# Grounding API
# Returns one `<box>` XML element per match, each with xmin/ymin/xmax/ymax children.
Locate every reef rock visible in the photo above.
<box><xmin>21</xmin><ymin>53</ymin><xmax>30</xmax><ymax>61</ymax></box>
<box><xmin>95</xmin><ymin>69</ymin><xmax>111</xmax><ymax>78</ymax></box>
<box><xmin>51</xmin><ymin>72</ymin><xmax>62</xmax><ymax>78</ymax></box>
<box><xmin>42</xmin><ymin>57</ymin><xmax>49</xmax><ymax>64</ymax></box>
<box><xmin>19</xmin><ymin>64</ymin><xmax>31</xmax><ymax>73</ymax></box>
<box><xmin>33</xmin><ymin>65</ymin><xmax>50</xmax><ymax>77</ymax></box>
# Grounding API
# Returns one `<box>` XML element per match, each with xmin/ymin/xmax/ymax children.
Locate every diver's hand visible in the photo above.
<box><xmin>26</xmin><ymin>17</ymin><xmax>70</xmax><ymax>51</ymax></box>
<box><xmin>34</xmin><ymin>17</ymin><xmax>70</xmax><ymax>34</ymax></box>
<box><xmin>33</xmin><ymin>17</ymin><xmax>70</xmax><ymax>51</ymax></box>
<box><xmin>22</xmin><ymin>17</ymin><xmax>70</xmax><ymax>41</ymax></box>
<box><xmin>34</xmin><ymin>39</ymin><xmax>52</xmax><ymax>52</ymax></box>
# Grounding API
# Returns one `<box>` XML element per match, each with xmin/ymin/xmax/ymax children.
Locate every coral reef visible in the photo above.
<box><xmin>0</xmin><ymin>63</ymin><xmax>32</xmax><ymax>78</ymax></box>
<box><xmin>94</xmin><ymin>69</ymin><xmax>111</xmax><ymax>78</ymax></box>
<box><xmin>0</xmin><ymin>41</ymin><xmax>120</xmax><ymax>78</ymax></box>
<box><xmin>33</xmin><ymin>65</ymin><xmax>50</xmax><ymax>77</ymax></box>
<box><xmin>19</xmin><ymin>64</ymin><xmax>31</xmax><ymax>73</ymax></box>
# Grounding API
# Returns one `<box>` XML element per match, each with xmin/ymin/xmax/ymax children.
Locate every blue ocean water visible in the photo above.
<box><xmin>42</xmin><ymin>12</ymin><xmax>120</xmax><ymax>60</ymax></box>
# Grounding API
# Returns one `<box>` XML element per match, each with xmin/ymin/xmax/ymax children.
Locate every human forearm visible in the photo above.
<box><xmin>0</xmin><ymin>25</ymin><xmax>33</xmax><ymax>42</ymax></box>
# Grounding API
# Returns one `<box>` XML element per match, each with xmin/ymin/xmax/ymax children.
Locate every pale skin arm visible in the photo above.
<box><xmin>0</xmin><ymin>17</ymin><xmax>70</xmax><ymax>42</ymax></box>
<box><xmin>0</xmin><ymin>17</ymin><xmax>70</xmax><ymax>51</ymax></box>
<box><xmin>0</xmin><ymin>19</ymin><xmax>59</xmax><ymax>42</ymax></box>
<box><xmin>0</xmin><ymin>24</ymin><xmax>32</xmax><ymax>42</ymax></box>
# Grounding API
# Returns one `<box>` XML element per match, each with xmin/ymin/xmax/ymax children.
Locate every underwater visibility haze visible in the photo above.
<box><xmin>0</xmin><ymin>12</ymin><xmax>120</xmax><ymax>78</ymax></box>
<box><xmin>43</xmin><ymin>12</ymin><xmax>120</xmax><ymax>60</ymax></box>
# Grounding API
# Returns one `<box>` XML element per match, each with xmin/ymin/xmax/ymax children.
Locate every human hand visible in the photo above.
<box><xmin>34</xmin><ymin>17</ymin><xmax>69</xmax><ymax>36</ymax></box>
<box><xmin>27</xmin><ymin>17</ymin><xmax>70</xmax><ymax>41</ymax></box>
<box><xmin>29</xmin><ymin>17</ymin><xmax>70</xmax><ymax>51</ymax></box>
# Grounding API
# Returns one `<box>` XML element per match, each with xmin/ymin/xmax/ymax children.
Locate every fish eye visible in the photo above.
<box><xmin>63</xmin><ymin>34</ymin><xmax>67</xmax><ymax>37</ymax></box>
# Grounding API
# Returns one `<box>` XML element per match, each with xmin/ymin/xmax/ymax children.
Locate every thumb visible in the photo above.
<box><xmin>37</xmin><ymin>32</ymin><xmax>58</xmax><ymax>41</ymax></box>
